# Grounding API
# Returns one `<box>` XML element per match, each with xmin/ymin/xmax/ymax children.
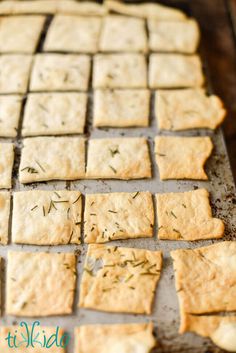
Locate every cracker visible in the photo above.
<box><xmin>105</xmin><ymin>0</ymin><xmax>186</xmax><ymax>20</ymax></box>
<box><xmin>0</xmin><ymin>192</ymin><xmax>10</xmax><ymax>245</ymax></box>
<box><xmin>6</xmin><ymin>251</ymin><xmax>76</xmax><ymax>316</ymax></box>
<box><xmin>180</xmin><ymin>313</ymin><xmax>236</xmax><ymax>352</ymax></box>
<box><xmin>171</xmin><ymin>241</ymin><xmax>236</xmax><ymax>315</ymax></box>
<box><xmin>0</xmin><ymin>95</ymin><xmax>22</xmax><ymax>137</ymax></box>
<box><xmin>148</xmin><ymin>19</ymin><xmax>200</xmax><ymax>54</ymax></box>
<box><xmin>44</xmin><ymin>15</ymin><xmax>102</xmax><ymax>53</ymax></box>
<box><xmin>79</xmin><ymin>244</ymin><xmax>162</xmax><ymax>314</ymax></box>
<box><xmin>0</xmin><ymin>143</ymin><xmax>14</xmax><ymax>189</ymax></box>
<box><xmin>93</xmin><ymin>89</ymin><xmax>150</xmax><ymax>127</ymax></box>
<box><xmin>86</xmin><ymin>137</ymin><xmax>151</xmax><ymax>180</ymax></box>
<box><xmin>156</xmin><ymin>189</ymin><xmax>224</xmax><ymax>241</ymax></box>
<box><xmin>93</xmin><ymin>54</ymin><xmax>147</xmax><ymax>89</ymax></box>
<box><xmin>74</xmin><ymin>323</ymin><xmax>156</xmax><ymax>353</ymax></box>
<box><xmin>149</xmin><ymin>54</ymin><xmax>204</xmax><ymax>88</ymax></box>
<box><xmin>156</xmin><ymin>89</ymin><xmax>226</xmax><ymax>131</ymax></box>
<box><xmin>0</xmin><ymin>15</ymin><xmax>45</xmax><ymax>53</ymax></box>
<box><xmin>0</xmin><ymin>55</ymin><xmax>32</xmax><ymax>94</ymax></box>
<box><xmin>154</xmin><ymin>136</ymin><xmax>213</xmax><ymax>180</ymax></box>
<box><xmin>30</xmin><ymin>54</ymin><xmax>90</xmax><ymax>92</ymax></box>
<box><xmin>99</xmin><ymin>15</ymin><xmax>147</xmax><ymax>52</ymax></box>
<box><xmin>56</xmin><ymin>1</ymin><xmax>107</xmax><ymax>16</ymax></box>
<box><xmin>84</xmin><ymin>192</ymin><xmax>154</xmax><ymax>243</ymax></box>
<box><xmin>19</xmin><ymin>137</ymin><xmax>85</xmax><ymax>183</ymax></box>
<box><xmin>0</xmin><ymin>326</ymin><xmax>65</xmax><ymax>352</ymax></box>
<box><xmin>22</xmin><ymin>93</ymin><xmax>87</xmax><ymax>136</ymax></box>
<box><xmin>12</xmin><ymin>190</ymin><xmax>82</xmax><ymax>245</ymax></box>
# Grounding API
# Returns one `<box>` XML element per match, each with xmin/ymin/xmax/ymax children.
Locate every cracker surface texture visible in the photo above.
<box><xmin>93</xmin><ymin>54</ymin><xmax>147</xmax><ymax>88</ymax></box>
<box><xmin>156</xmin><ymin>189</ymin><xmax>224</xmax><ymax>241</ymax></box>
<box><xmin>93</xmin><ymin>89</ymin><xmax>150</xmax><ymax>127</ymax></box>
<box><xmin>156</xmin><ymin>89</ymin><xmax>226</xmax><ymax>130</ymax></box>
<box><xmin>19</xmin><ymin>137</ymin><xmax>85</xmax><ymax>183</ymax></box>
<box><xmin>22</xmin><ymin>93</ymin><xmax>87</xmax><ymax>136</ymax></box>
<box><xmin>6</xmin><ymin>251</ymin><xmax>76</xmax><ymax>316</ymax></box>
<box><xmin>84</xmin><ymin>191</ymin><xmax>154</xmax><ymax>243</ymax></box>
<box><xmin>44</xmin><ymin>15</ymin><xmax>102</xmax><ymax>53</ymax></box>
<box><xmin>171</xmin><ymin>241</ymin><xmax>236</xmax><ymax>315</ymax></box>
<box><xmin>86</xmin><ymin>137</ymin><xmax>151</xmax><ymax>179</ymax></box>
<box><xmin>0</xmin><ymin>95</ymin><xmax>22</xmax><ymax>137</ymax></box>
<box><xmin>155</xmin><ymin>136</ymin><xmax>213</xmax><ymax>180</ymax></box>
<box><xmin>74</xmin><ymin>323</ymin><xmax>156</xmax><ymax>353</ymax></box>
<box><xmin>30</xmin><ymin>54</ymin><xmax>90</xmax><ymax>91</ymax></box>
<box><xmin>0</xmin><ymin>143</ymin><xmax>14</xmax><ymax>188</ymax></box>
<box><xmin>79</xmin><ymin>244</ymin><xmax>162</xmax><ymax>314</ymax></box>
<box><xmin>149</xmin><ymin>54</ymin><xmax>204</xmax><ymax>88</ymax></box>
<box><xmin>0</xmin><ymin>191</ymin><xmax>10</xmax><ymax>245</ymax></box>
<box><xmin>12</xmin><ymin>190</ymin><xmax>82</xmax><ymax>245</ymax></box>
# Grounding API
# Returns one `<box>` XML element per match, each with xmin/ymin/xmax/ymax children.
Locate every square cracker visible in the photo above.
<box><xmin>0</xmin><ymin>55</ymin><xmax>32</xmax><ymax>94</ymax></box>
<box><xmin>105</xmin><ymin>0</ymin><xmax>186</xmax><ymax>20</ymax></box>
<box><xmin>149</xmin><ymin>54</ymin><xmax>204</xmax><ymax>88</ymax></box>
<box><xmin>0</xmin><ymin>143</ymin><xmax>14</xmax><ymax>189</ymax></box>
<box><xmin>0</xmin><ymin>95</ymin><xmax>22</xmax><ymax>137</ymax></box>
<box><xmin>84</xmin><ymin>191</ymin><xmax>154</xmax><ymax>243</ymax></box>
<box><xmin>74</xmin><ymin>323</ymin><xmax>156</xmax><ymax>353</ymax></box>
<box><xmin>0</xmin><ymin>191</ymin><xmax>10</xmax><ymax>245</ymax></box>
<box><xmin>6</xmin><ymin>251</ymin><xmax>76</xmax><ymax>316</ymax></box>
<box><xmin>0</xmin><ymin>326</ymin><xmax>65</xmax><ymax>352</ymax></box>
<box><xmin>156</xmin><ymin>89</ymin><xmax>226</xmax><ymax>131</ymax></box>
<box><xmin>148</xmin><ymin>19</ymin><xmax>200</xmax><ymax>54</ymax></box>
<box><xmin>180</xmin><ymin>313</ymin><xmax>236</xmax><ymax>352</ymax></box>
<box><xmin>86</xmin><ymin>137</ymin><xmax>151</xmax><ymax>180</ymax></box>
<box><xmin>93</xmin><ymin>54</ymin><xmax>147</xmax><ymax>88</ymax></box>
<box><xmin>12</xmin><ymin>190</ymin><xmax>82</xmax><ymax>245</ymax></box>
<box><xmin>30</xmin><ymin>54</ymin><xmax>90</xmax><ymax>92</ymax></box>
<box><xmin>93</xmin><ymin>89</ymin><xmax>150</xmax><ymax>127</ymax></box>
<box><xmin>44</xmin><ymin>15</ymin><xmax>102</xmax><ymax>53</ymax></box>
<box><xmin>0</xmin><ymin>15</ymin><xmax>45</xmax><ymax>53</ymax></box>
<box><xmin>155</xmin><ymin>136</ymin><xmax>213</xmax><ymax>180</ymax></box>
<box><xmin>156</xmin><ymin>189</ymin><xmax>224</xmax><ymax>241</ymax></box>
<box><xmin>99</xmin><ymin>15</ymin><xmax>147</xmax><ymax>52</ymax></box>
<box><xmin>171</xmin><ymin>241</ymin><xmax>236</xmax><ymax>315</ymax></box>
<box><xmin>19</xmin><ymin>137</ymin><xmax>85</xmax><ymax>183</ymax></box>
<box><xmin>79</xmin><ymin>244</ymin><xmax>162</xmax><ymax>314</ymax></box>
<box><xmin>22</xmin><ymin>93</ymin><xmax>87</xmax><ymax>136</ymax></box>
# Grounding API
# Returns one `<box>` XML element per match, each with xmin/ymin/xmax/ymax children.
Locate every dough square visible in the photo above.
<box><xmin>22</xmin><ymin>93</ymin><xmax>87</xmax><ymax>136</ymax></box>
<box><xmin>93</xmin><ymin>89</ymin><xmax>150</xmax><ymax>127</ymax></box>
<box><xmin>0</xmin><ymin>15</ymin><xmax>45</xmax><ymax>53</ymax></box>
<box><xmin>6</xmin><ymin>251</ymin><xmax>76</xmax><ymax>316</ymax></box>
<box><xmin>171</xmin><ymin>241</ymin><xmax>236</xmax><ymax>315</ymax></box>
<box><xmin>44</xmin><ymin>15</ymin><xmax>102</xmax><ymax>53</ymax></box>
<box><xmin>79</xmin><ymin>244</ymin><xmax>162</xmax><ymax>314</ymax></box>
<box><xmin>0</xmin><ymin>95</ymin><xmax>23</xmax><ymax>137</ymax></box>
<box><xmin>86</xmin><ymin>137</ymin><xmax>151</xmax><ymax>180</ymax></box>
<box><xmin>0</xmin><ymin>55</ymin><xmax>32</xmax><ymax>94</ymax></box>
<box><xmin>84</xmin><ymin>191</ymin><xmax>154</xmax><ymax>243</ymax></box>
<box><xmin>99</xmin><ymin>15</ymin><xmax>147</xmax><ymax>52</ymax></box>
<box><xmin>30</xmin><ymin>54</ymin><xmax>91</xmax><ymax>92</ymax></box>
<box><xmin>12</xmin><ymin>190</ymin><xmax>82</xmax><ymax>245</ymax></box>
<box><xmin>19</xmin><ymin>137</ymin><xmax>85</xmax><ymax>183</ymax></box>
<box><xmin>149</xmin><ymin>54</ymin><xmax>204</xmax><ymax>88</ymax></box>
<box><xmin>0</xmin><ymin>326</ymin><xmax>66</xmax><ymax>352</ymax></box>
<box><xmin>156</xmin><ymin>89</ymin><xmax>226</xmax><ymax>131</ymax></box>
<box><xmin>154</xmin><ymin>136</ymin><xmax>213</xmax><ymax>180</ymax></box>
<box><xmin>74</xmin><ymin>323</ymin><xmax>156</xmax><ymax>353</ymax></box>
<box><xmin>148</xmin><ymin>19</ymin><xmax>200</xmax><ymax>54</ymax></box>
<box><xmin>93</xmin><ymin>54</ymin><xmax>147</xmax><ymax>89</ymax></box>
<box><xmin>0</xmin><ymin>143</ymin><xmax>14</xmax><ymax>189</ymax></box>
<box><xmin>56</xmin><ymin>1</ymin><xmax>107</xmax><ymax>16</ymax></box>
<box><xmin>180</xmin><ymin>313</ymin><xmax>236</xmax><ymax>352</ymax></box>
<box><xmin>156</xmin><ymin>189</ymin><xmax>224</xmax><ymax>241</ymax></box>
<box><xmin>0</xmin><ymin>191</ymin><xmax>10</xmax><ymax>245</ymax></box>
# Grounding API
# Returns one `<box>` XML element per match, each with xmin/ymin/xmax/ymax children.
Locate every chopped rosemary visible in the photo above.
<box><xmin>125</xmin><ymin>274</ymin><xmax>134</xmax><ymax>282</ymax></box>
<box><xmin>109</xmin><ymin>147</ymin><xmax>120</xmax><ymax>157</ymax></box>
<box><xmin>132</xmin><ymin>191</ymin><xmax>139</xmax><ymax>199</ymax></box>
<box><xmin>109</xmin><ymin>165</ymin><xmax>117</xmax><ymax>174</ymax></box>
<box><xmin>170</xmin><ymin>211</ymin><xmax>177</xmax><ymax>219</ymax></box>
<box><xmin>30</xmin><ymin>205</ymin><xmax>38</xmax><ymax>211</ymax></box>
<box><xmin>20</xmin><ymin>166</ymin><xmax>38</xmax><ymax>174</ymax></box>
<box><xmin>54</xmin><ymin>191</ymin><xmax>61</xmax><ymax>198</ymax></box>
<box><xmin>72</xmin><ymin>195</ymin><xmax>81</xmax><ymax>204</ymax></box>
<box><xmin>156</xmin><ymin>153</ymin><xmax>166</xmax><ymax>157</ymax></box>
<box><xmin>182</xmin><ymin>203</ymin><xmax>187</xmax><ymax>208</ymax></box>
<box><xmin>35</xmin><ymin>160</ymin><xmax>45</xmax><ymax>172</ymax></box>
<box><xmin>108</xmin><ymin>210</ymin><xmax>117</xmax><ymax>214</ymax></box>
<box><xmin>42</xmin><ymin>206</ymin><xmax>46</xmax><ymax>217</ymax></box>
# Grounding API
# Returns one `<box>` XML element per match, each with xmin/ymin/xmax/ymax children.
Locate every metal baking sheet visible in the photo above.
<box><xmin>0</xmin><ymin>2</ymin><xmax>236</xmax><ymax>353</ymax></box>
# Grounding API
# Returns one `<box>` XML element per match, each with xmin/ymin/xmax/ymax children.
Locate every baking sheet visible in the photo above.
<box><xmin>0</xmin><ymin>2</ymin><xmax>236</xmax><ymax>353</ymax></box>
